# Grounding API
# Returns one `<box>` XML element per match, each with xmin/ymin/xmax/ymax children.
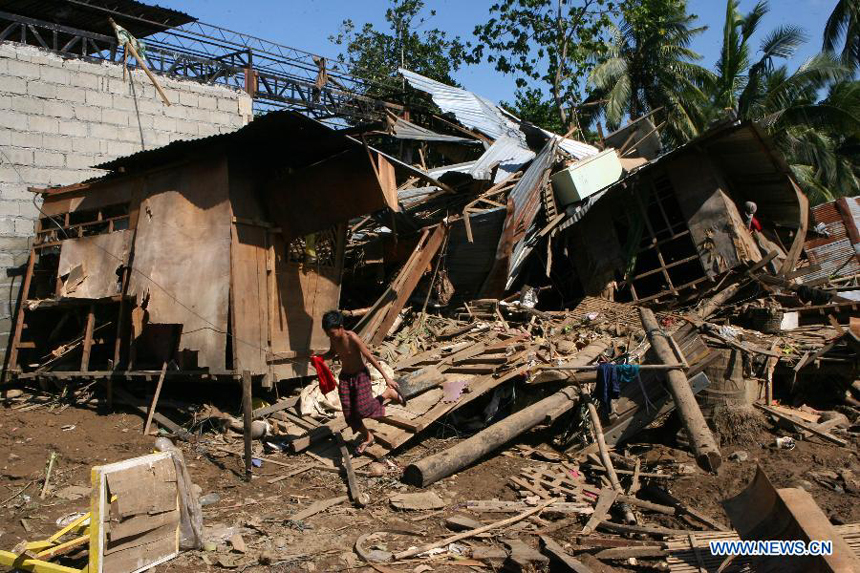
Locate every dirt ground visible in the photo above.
<box><xmin>0</xmin><ymin>399</ymin><xmax>856</xmax><ymax>572</ymax></box>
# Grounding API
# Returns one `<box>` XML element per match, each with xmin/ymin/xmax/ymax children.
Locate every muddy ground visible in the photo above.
<box><xmin>0</xmin><ymin>396</ymin><xmax>856</xmax><ymax>572</ymax></box>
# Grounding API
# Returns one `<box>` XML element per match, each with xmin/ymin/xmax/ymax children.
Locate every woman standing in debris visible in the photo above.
<box><xmin>317</xmin><ymin>310</ymin><xmax>405</xmax><ymax>454</ymax></box>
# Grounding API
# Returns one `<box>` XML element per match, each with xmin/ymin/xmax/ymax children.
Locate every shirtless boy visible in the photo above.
<box><xmin>318</xmin><ymin>310</ymin><xmax>405</xmax><ymax>454</ymax></box>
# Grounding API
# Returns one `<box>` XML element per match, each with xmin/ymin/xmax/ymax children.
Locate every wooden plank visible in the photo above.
<box><xmin>112</xmin><ymin>386</ymin><xmax>193</xmax><ymax>441</ymax></box>
<box><xmin>242</xmin><ymin>370</ymin><xmax>254</xmax><ymax>480</ymax></box>
<box><xmin>581</xmin><ymin>489</ymin><xmax>618</xmax><ymax>535</ymax></box>
<box><xmin>102</xmin><ymin>532</ymin><xmax>177</xmax><ymax>573</ymax></box>
<box><xmin>106</xmin><ymin>458</ymin><xmax>176</xmax><ymax>494</ymax></box>
<box><xmin>58</xmin><ymin>231</ymin><xmax>133</xmax><ymax>299</ymax></box>
<box><xmin>231</xmin><ymin>223</ymin><xmax>269</xmax><ymax>374</ymax></box>
<box><xmin>111</xmin><ymin>487</ymin><xmax>177</xmax><ymax>518</ymax></box>
<box><xmin>143</xmin><ymin>362</ymin><xmax>168</xmax><ymax>436</ymax></box>
<box><xmin>108</xmin><ymin>509</ymin><xmax>180</xmax><ymax>543</ymax></box>
<box><xmin>363</xmin><ymin>224</ymin><xmax>447</xmax><ymax>345</ymax></box>
<box><xmin>754</xmin><ymin>403</ymin><xmax>847</xmax><ymax>446</ymax></box>
<box><xmin>465</xmin><ymin>500</ymin><xmax>592</xmax><ymax>514</ymax></box>
<box><xmin>253</xmin><ymin>396</ymin><xmax>300</xmax><ymax>419</ymax></box>
<box><xmin>335</xmin><ymin>434</ymin><xmax>367</xmax><ymax>506</ymax></box>
<box><xmin>540</xmin><ymin>535</ymin><xmax>595</xmax><ymax>572</ymax></box>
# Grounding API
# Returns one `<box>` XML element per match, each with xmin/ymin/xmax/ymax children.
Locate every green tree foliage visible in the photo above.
<box><xmin>587</xmin><ymin>0</ymin><xmax>714</xmax><ymax>145</ymax></box>
<box><xmin>499</xmin><ymin>87</ymin><xmax>566</xmax><ymax>134</ymax></box>
<box><xmin>330</xmin><ymin>0</ymin><xmax>468</xmax><ymax>102</ymax></box>
<box><xmin>823</xmin><ymin>0</ymin><xmax>859</xmax><ymax>69</ymax></box>
<box><xmin>470</xmin><ymin>0</ymin><xmax>615</xmax><ymax>134</ymax></box>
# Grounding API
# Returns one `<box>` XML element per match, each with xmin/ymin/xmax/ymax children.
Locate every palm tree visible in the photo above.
<box><xmin>823</xmin><ymin>0</ymin><xmax>859</xmax><ymax>69</ymax></box>
<box><xmin>773</xmin><ymin>75</ymin><xmax>860</xmax><ymax>203</ymax></box>
<box><xmin>588</xmin><ymin>0</ymin><xmax>714</xmax><ymax>146</ymax></box>
<box><xmin>708</xmin><ymin>0</ymin><xmax>859</xmax><ymax>204</ymax></box>
<box><xmin>710</xmin><ymin>0</ymin><xmax>806</xmax><ymax>119</ymax></box>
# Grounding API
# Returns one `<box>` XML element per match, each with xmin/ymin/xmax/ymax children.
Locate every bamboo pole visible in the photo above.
<box><xmin>108</xmin><ymin>18</ymin><xmax>171</xmax><ymax>106</ymax></box>
<box><xmin>587</xmin><ymin>403</ymin><xmax>635</xmax><ymax>524</ymax></box>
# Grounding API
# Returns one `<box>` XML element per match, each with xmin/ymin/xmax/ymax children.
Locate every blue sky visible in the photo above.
<box><xmin>154</xmin><ymin>0</ymin><xmax>836</xmax><ymax>104</ymax></box>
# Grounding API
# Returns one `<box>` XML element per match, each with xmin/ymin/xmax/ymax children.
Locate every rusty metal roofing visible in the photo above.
<box><xmin>802</xmin><ymin>197</ymin><xmax>860</xmax><ymax>282</ymax></box>
<box><xmin>5</xmin><ymin>0</ymin><xmax>195</xmax><ymax>39</ymax></box>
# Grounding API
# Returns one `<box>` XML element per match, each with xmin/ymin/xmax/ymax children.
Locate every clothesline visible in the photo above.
<box><xmin>537</xmin><ymin>363</ymin><xmax>686</xmax><ymax>371</ymax></box>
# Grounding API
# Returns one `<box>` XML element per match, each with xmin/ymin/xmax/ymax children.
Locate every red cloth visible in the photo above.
<box><xmin>338</xmin><ymin>367</ymin><xmax>385</xmax><ymax>432</ymax></box>
<box><xmin>310</xmin><ymin>355</ymin><xmax>337</xmax><ymax>394</ymax></box>
<box><xmin>749</xmin><ymin>216</ymin><xmax>762</xmax><ymax>232</ymax></box>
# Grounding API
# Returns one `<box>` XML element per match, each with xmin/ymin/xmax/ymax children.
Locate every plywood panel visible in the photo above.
<box><xmin>668</xmin><ymin>151</ymin><xmax>745</xmax><ymax>277</ymax></box>
<box><xmin>57</xmin><ymin>230</ymin><xmax>133</xmax><ymax>299</ymax></box>
<box><xmin>231</xmin><ymin>224</ymin><xmax>269</xmax><ymax>374</ymax></box>
<box><xmin>93</xmin><ymin>452</ymin><xmax>179</xmax><ymax>573</ymax></box>
<box><xmin>127</xmin><ymin>157</ymin><xmax>232</xmax><ymax>371</ymax></box>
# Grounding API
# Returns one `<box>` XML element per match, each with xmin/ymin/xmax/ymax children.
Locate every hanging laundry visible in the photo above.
<box><xmin>594</xmin><ymin>363</ymin><xmax>649</xmax><ymax>413</ymax></box>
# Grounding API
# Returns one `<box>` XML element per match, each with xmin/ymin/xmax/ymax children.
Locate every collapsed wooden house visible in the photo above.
<box><xmin>554</xmin><ymin>121</ymin><xmax>808</xmax><ymax>305</ymax></box>
<box><xmin>6</xmin><ymin>111</ymin><xmax>436</xmax><ymax>386</ymax></box>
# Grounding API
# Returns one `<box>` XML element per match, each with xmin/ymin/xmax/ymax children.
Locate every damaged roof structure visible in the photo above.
<box><xmin>4</xmin><ymin>64</ymin><xmax>860</xmax><ymax>573</ymax></box>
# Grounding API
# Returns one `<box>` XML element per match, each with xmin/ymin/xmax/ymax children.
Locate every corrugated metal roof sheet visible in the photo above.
<box><xmin>92</xmin><ymin>110</ymin><xmax>351</xmax><ymax>174</ymax></box>
<box><xmin>424</xmin><ymin>137</ymin><xmax>535</xmax><ymax>183</ymax></box>
<box><xmin>6</xmin><ymin>0</ymin><xmax>195</xmax><ymax>39</ymax></box>
<box><xmin>391</xmin><ymin>117</ymin><xmax>482</xmax><ymax>145</ymax></box>
<box><xmin>400</xmin><ymin>68</ymin><xmax>525</xmax><ymax>143</ymax></box>
<box><xmin>506</xmin><ymin>139</ymin><xmax>557</xmax><ymax>288</ymax></box>
<box><xmin>471</xmin><ymin>136</ymin><xmax>535</xmax><ymax>182</ymax></box>
<box><xmin>426</xmin><ymin>161</ymin><xmax>477</xmax><ymax>179</ymax></box>
<box><xmin>399</xmin><ymin>69</ymin><xmax>598</xmax><ymax>161</ymax></box>
<box><xmin>398</xmin><ymin>185</ymin><xmax>438</xmax><ymax>209</ymax></box>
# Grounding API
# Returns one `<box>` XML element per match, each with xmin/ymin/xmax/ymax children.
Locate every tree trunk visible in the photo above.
<box><xmin>404</xmin><ymin>387</ymin><xmax>580</xmax><ymax>486</ymax></box>
<box><xmin>639</xmin><ymin>308</ymin><xmax>722</xmax><ymax>472</ymax></box>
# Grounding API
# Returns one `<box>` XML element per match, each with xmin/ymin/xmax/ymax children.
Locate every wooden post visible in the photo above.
<box><xmin>404</xmin><ymin>387</ymin><xmax>579</xmax><ymax>487</ymax></box>
<box><xmin>587</xmin><ymin>403</ymin><xmax>635</xmax><ymax>524</ymax></box>
<box><xmin>242</xmin><ymin>370</ymin><xmax>253</xmax><ymax>481</ymax></box>
<box><xmin>639</xmin><ymin>308</ymin><xmax>721</xmax><ymax>472</ymax></box>
<box><xmin>143</xmin><ymin>362</ymin><xmax>168</xmax><ymax>435</ymax></box>
<box><xmin>80</xmin><ymin>304</ymin><xmax>96</xmax><ymax>372</ymax></box>
<box><xmin>336</xmin><ymin>434</ymin><xmax>369</xmax><ymax>507</ymax></box>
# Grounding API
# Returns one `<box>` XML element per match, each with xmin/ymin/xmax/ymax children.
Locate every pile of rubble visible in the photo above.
<box><xmin>4</xmin><ymin>69</ymin><xmax>859</xmax><ymax>572</ymax></box>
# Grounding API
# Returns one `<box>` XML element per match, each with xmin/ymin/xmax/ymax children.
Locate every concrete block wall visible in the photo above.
<box><xmin>0</xmin><ymin>41</ymin><xmax>253</xmax><ymax>366</ymax></box>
